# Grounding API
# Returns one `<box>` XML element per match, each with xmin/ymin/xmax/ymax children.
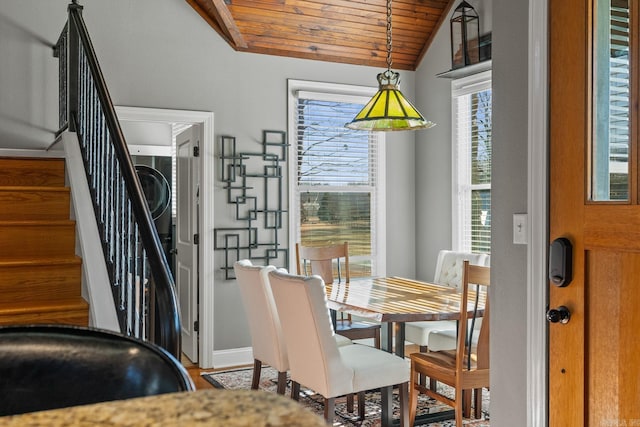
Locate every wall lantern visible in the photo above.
<box><xmin>450</xmin><ymin>1</ymin><xmax>480</xmax><ymax>69</ymax></box>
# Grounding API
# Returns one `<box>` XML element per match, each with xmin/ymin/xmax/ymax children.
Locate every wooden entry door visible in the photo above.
<box><xmin>549</xmin><ymin>0</ymin><xmax>640</xmax><ymax>425</ymax></box>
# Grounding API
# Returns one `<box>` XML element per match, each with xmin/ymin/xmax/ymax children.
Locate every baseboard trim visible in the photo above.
<box><xmin>211</xmin><ymin>347</ymin><xmax>253</xmax><ymax>369</ymax></box>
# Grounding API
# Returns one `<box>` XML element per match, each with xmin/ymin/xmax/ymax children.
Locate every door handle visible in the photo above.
<box><xmin>546</xmin><ymin>306</ymin><xmax>571</xmax><ymax>324</ymax></box>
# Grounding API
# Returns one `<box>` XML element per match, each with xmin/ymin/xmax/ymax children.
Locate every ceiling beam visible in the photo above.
<box><xmin>184</xmin><ymin>0</ymin><xmax>231</xmax><ymax>45</ymax></box>
<box><xmin>207</xmin><ymin>0</ymin><xmax>248</xmax><ymax>49</ymax></box>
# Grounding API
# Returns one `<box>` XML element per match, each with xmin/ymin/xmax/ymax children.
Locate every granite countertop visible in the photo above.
<box><xmin>0</xmin><ymin>389</ymin><xmax>327</xmax><ymax>426</ymax></box>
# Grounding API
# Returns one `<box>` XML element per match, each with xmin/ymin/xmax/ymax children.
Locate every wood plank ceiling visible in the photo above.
<box><xmin>185</xmin><ymin>0</ymin><xmax>456</xmax><ymax>71</ymax></box>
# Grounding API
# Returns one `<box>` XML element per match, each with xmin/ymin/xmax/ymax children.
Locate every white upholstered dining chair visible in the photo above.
<box><xmin>268</xmin><ymin>269</ymin><xmax>409</xmax><ymax>425</ymax></box>
<box><xmin>404</xmin><ymin>250</ymin><xmax>490</xmax><ymax>352</ymax></box>
<box><xmin>234</xmin><ymin>260</ymin><xmax>289</xmax><ymax>394</ymax></box>
<box><xmin>233</xmin><ymin>260</ymin><xmax>351</xmax><ymax>395</ymax></box>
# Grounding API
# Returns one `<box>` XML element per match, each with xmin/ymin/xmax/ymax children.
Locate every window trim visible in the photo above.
<box><xmin>451</xmin><ymin>70</ymin><xmax>492</xmax><ymax>253</ymax></box>
<box><xmin>287</xmin><ymin>79</ymin><xmax>387</xmax><ymax>276</ymax></box>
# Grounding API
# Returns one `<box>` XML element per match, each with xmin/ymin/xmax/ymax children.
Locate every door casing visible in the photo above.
<box><xmin>115</xmin><ymin>106</ymin><xmax>215</xmax><ymax>368</ymax></box>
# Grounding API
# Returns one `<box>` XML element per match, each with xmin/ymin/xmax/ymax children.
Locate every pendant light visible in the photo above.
<box><xmin>346</xmin><ymin>0</ymin><xmax>435</xmax><ymax>131</ymax></box>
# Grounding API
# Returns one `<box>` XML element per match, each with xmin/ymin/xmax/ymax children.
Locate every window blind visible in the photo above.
<box><xmin>453</xmin><ymin>73</ymin><xmax>492</xmax><ymax>254</ymax></box>
<box><xmin>291</xmin><ymin>89</ymin><xmax>382</xmax><ymax>277</ymax></box>
<box><xmin>296</xmin><ymin>97</ymin><xmax>377</xmax><ymax>187</ymax></box>
<box><xmin>608</xmin><ymin>0</ymin><xmax>630</xmax><ymax>198</ymax></box>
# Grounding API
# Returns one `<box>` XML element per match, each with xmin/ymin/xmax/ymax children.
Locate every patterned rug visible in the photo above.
<box><xmin>202</xmin><ymin>366</ymin><xmax>490</xmax><ymax>426</ymax></box>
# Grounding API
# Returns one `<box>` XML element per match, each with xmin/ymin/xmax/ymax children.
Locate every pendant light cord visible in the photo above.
<box><xmin>345</xmin><ymin>0</ymin><xmax>435</xmax><ymax>130</ymax></box>
<box><xmin>386</xmin><ymin>0</ymin><xmax>393</xmax><ymax>73</ymax></box>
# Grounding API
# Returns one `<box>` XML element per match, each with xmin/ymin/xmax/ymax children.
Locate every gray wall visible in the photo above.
<box><xmin>414</xmin><ymin>0</ymin><xmax>492</xmax><ymax>281</ymax></box>
<box><xmin>489</xmin><ymin>0</ymin><xmax>529</xmax><ymax>424</ymax></box>
<box><xmin>414</xmin><ymin>8</ymin><xmax>456</xmax><ymax>282</ymax></box>
<box><xmin>414</xmin><ymin>0</ymin><xmax>529</xmax><ymax>425</ymax></box>
<box><xmin>0</xmin><ymin>2</ymin><xmax>62</xmax><ymax>149</ymax></box>
<box><xmin>0</xmin><ymin>0</ymin><xmax>416</xmax><ymax>350</ymax></box>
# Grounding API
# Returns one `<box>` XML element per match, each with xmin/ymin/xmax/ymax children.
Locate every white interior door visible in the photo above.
<box><xmin>176</xmin><ymin>125</ymin><xmax>200</xmax><ymax>362</ymax></box>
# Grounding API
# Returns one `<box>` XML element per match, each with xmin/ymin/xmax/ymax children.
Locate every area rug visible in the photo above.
<box><xmin>202</xmin><ymin>366</ymin><xmax>490</xmax><ymax>426</ymax></box>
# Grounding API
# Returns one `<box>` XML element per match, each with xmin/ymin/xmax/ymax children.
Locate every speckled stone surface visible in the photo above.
<box><xmin>0</xmin><ymin>389</ymin><xmax>327</xmax><ymax>426</ymax></box>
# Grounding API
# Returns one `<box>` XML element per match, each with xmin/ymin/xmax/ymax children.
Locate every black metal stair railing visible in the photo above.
<box><xmin>54</xmin><ymin>1</ymin><xmax>181</xmax><ymax>358</ymax></box>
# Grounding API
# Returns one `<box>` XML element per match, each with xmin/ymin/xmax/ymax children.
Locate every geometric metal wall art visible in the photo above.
<box><xmin>214</xmin><ymin>130</ymin><xmax>289</xmax><ymax>279</ymax></box>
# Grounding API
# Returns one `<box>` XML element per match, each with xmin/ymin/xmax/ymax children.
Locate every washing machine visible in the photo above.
<box><xmin>135</xmin><ymin>163</ymin><xmax>173</xmax><ymax>272</ymax></box>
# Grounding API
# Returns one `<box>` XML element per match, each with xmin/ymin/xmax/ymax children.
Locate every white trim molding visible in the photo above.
<box><xmin>527</xmin><ymin>0</ymin><xmax>549</xmax><ymax>425</ymax></box>
<box><xmin>0</xmin><ymin>147</ymin><xmax>65</xmax><ymax>158</ymax></box>
<box><xmin>63</xmin><ymin>132</ymin><xmax>120</xmax><ymax>332</ymax></box>
<box><xmin>211</xmin><ymin>347</ymin><xmax>254</xmax><ymax>370</ymax></box>
<box><xmin>115</xmin><ymin>106</ymin><xmax>216</xmax><ymax>369</ymax></box>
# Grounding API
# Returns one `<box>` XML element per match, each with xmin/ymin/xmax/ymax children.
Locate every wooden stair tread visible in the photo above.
<box><xmin>0</xmin><ymin>298</ymin><xmax>89</xmax><ymax>314</ymax></box>
<box><xmin>0</xmin><ymin>257</ymin><xmax>81</xmax><ymax>268</ymax></box>
<box><xmin>0</xmin><ymin>187</ymin><xmax>71</xmax><ymax>220</ymax></box>
<box><xmin>0</xmin><ymin>219</ymin><xmax>75</xmax><ymax>226</ymax></box>
<box><xmin>0</xmin><ymin>219</ymin><xmax>77</xmax><ymax>259</ymax></box>
<box><xmin>0</xmin><ymin>157</ymin><xmax>65</xmax><ymax>187</ymax></box>
<box><xmin>0</xmin><ymin>186</ymin><xmax>70</xmax><ymax>192</ymax></box>
<box><xmin>0</xmin><ymin>256</ymin><xmax>82</xmax><ymax>303</ymax></box>
<box><xmin>0</xmin><ymin>310</ymin><xmax>89</xmax><ymax>327</ymax></box>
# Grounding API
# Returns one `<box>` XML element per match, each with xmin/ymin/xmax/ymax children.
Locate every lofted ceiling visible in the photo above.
<box><xmin>185</xmin><ymin>0</ymin><xmax>456</xmax><ymax>71</ymax></box>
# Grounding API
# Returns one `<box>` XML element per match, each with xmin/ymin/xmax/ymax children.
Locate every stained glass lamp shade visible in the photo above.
<box><xmin>345</xmin><ymin>0</ymin><xmax>435</xmax><ymax>132</ymax></box>
<box><xmin>345</xmin><ymin>69</ymin><xmax>435</xmax><ymax>131</ymax></box>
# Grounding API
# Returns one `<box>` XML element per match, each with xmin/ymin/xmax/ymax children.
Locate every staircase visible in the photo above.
<box><xmin>0</xmin><ymin>157</ymin><xmax>89</xmax><ymax>326</ymax></box>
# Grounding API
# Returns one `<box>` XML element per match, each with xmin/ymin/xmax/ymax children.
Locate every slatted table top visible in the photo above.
<box><xmin>326</xmin><ymin>276</ymin><xmax>485</xmax><ymax>323</ymax></box>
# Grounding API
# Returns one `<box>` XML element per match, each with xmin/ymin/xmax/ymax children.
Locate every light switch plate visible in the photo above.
<box><xmin>513</xmin><ymin>213</ymin><xmax>528</xmax><ymax>245</ymax></box>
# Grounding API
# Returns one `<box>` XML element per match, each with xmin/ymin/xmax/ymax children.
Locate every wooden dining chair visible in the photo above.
<box><xmin>405</xmin><ymin>250</ymin><xmax>490</xmax><ymax>354</ymax></box>
<box><xmin>408</xmin><ymin>260</ymin><xmax>490</xmax><ymax>427</ymax></box>
<box><xmin>295</xmin><ymin>242</ymin><xmax>381</xmax><ymax>348</ymax></box>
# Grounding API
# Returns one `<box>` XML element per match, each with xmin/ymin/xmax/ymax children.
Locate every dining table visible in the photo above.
<box><xmin>325</xmin><ymin>276</ymin><xmax>486</xmax><ymax>427</ymax></box>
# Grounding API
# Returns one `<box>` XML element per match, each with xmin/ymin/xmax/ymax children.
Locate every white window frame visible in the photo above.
<box><xmin>287</xmin><ymin>79</ymin><xmax>386</xmax><ymax>276</ymax></box>
<box><xmin>452</xmin><ymin>70</ymin><xmax>492</xmax><ymax>253</ymax></box>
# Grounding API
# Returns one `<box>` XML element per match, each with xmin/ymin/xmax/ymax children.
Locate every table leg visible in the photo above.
<box><xmin>381</xmin><ymin>321</ymin><xmax>393</xmax><ymax>352</ymax></box>
<box><xmin>395</xmin><ymin>323</ymin><xmax>408</xmax><ymax>426</ymax></box>
<box><xmin>380</xmin><ymin>322</ymin><xmax>394</xmax><ymax>427</ymax></box>
<box><xmin>394</xmin><ymin>322</ymin><xmax>405</xmax><ymax>358</ymax></box>
<box><xmin>379</xmin><ymin>322</ymin><xmax>409</xmax><ymax>427</ymax></box>
<box><xmin>398</xmin><ymin>382</ymin><xmax>409</xmax><ymax>427</ymax></box>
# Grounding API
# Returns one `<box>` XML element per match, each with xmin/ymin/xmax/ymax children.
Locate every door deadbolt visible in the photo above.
<box><xmin>549</xmin><ymin>237</ymin><xmax>573</xmax><ymax>287</ymax></box>
<box><xmin>546</xmin><ymin>306</ymin><xmax>571</xmax><ymax>324</ymax></box>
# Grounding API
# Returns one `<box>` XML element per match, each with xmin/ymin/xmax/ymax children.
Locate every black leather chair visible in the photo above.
<box><xmin>0</xmin><ymin>325</ymin><xmax>195</xmax><ymax>416</ymax></box>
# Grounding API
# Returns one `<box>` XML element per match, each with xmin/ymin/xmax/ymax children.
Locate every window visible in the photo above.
<box><xmin>592</xmin><ymin>0</ymin><xmax>630</xmax><ymax>201</ymax></box>
<box><xmin>288</xmin><ymin>80</ymin><xmax>386</xmax><ymax>277</ymax></box>
<box><xmin>452</xmin><ymin>71</ymin><xmax>492</xmax><ymax>254</ymax></box>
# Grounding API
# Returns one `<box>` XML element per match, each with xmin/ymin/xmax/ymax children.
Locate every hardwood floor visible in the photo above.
<box><xmin>181</xmin><ymin>355</ymin><xmax>250</xmax><ymax>390</ymax></box>
<box><xmin>185</xmin><ymin>365</ymin><xmax>215</xmax><ymax>390</ymax></box>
